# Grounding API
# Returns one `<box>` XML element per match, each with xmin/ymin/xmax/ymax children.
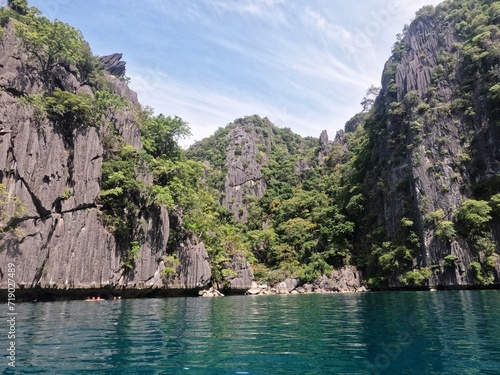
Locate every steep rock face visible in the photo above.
<box><xmin>163</xmin><ymin>210</ymin><xmax>211</xmax><ymax>291</ymax></box>
<box><xmin>365</xmin><ymin>6</ymin><xmax>500</xmax><ymax>287</ymax></box>
<box><xmin>106</xmin><ymin>73</ymin><xmax>139</xmax><ymax>108</ymax></box>
<box><xmin>61</xmin><ymin>127</ymin><xmax>102</xmax><ymax>210</ymax></box>
<box><xmin>0</xmin><ymin>22</ymin><xmax>43</xmax><ymax>95</ymax></box>
<box><xmin>212</xmin><ymin>115</ymin><xmax>329</xmax><ymax>223</ymax></box>
<box><xmin>221</xmin><ymin>117</ymin><xmax>269</xmax><ymax>222</ymax></box>
<box><xmin>9</xmin><ymin>210</ymin><xmax>119</xmax><ymax>289</ymax></box>
<box><xmin>121</xmin><ymin>205</ymin><xmax>171</xmax><ymax>290</ymax></box>
<box><xmin>0</xmin><ymin>23</ymin><xmax>210</xmax><ymax>297</ymax></box>
<box><xmin>169</xmin><ymin>240</ymin><xmax>211</xmax><ymax>290</ymax></box>
<box><xmin>224</xmin><ymin>254</ymin><xmax>254</xmax><ymax>292</ymax></box>
<box><xmin>392</xmin><ymin>18</ymin><xmax>449</xmax><ymax>102</ymax></box>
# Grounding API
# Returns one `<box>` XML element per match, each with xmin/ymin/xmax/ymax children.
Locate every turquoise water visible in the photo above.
<box><xmin>4</xmin><ymin>291</ymin><xmax>500</xmax><ymax>374</ymax></box>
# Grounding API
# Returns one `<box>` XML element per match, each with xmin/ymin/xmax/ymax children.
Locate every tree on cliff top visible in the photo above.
<box><xmin>2</xmin><ymin>1</ymin><xmax>99</xmax><ymax>87</ymax></box>
<box><xmin>140</xmin><ymin>113</ymin><xmax>191</xmax><ymax>159</ymax></box>
<box><xmin>15</xmin><ymin>14</ymin><xmax>86</xmax><ymax>72</ymax></box>
<box><xmin>8</xmin><ymin>0</ymin><xmax>28</xmax><ymax>15</ymax></box>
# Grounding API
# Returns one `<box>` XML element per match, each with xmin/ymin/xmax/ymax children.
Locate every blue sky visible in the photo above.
<box><xmin>29</xmin><ymin>0</ymin><xmax>442</xmax><ymax>146</ymax></box>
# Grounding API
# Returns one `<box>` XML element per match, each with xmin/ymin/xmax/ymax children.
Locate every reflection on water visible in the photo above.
<box><xmin>9</xmin><ymin>291</ymin><xmax>500</xmax><ymax>374</ymax></box>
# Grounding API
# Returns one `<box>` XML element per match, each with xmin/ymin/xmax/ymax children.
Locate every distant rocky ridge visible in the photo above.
<box><xmin>221</xmin><ymin>118</ymin><xmax>268</xmax><ymax>222</ymax></box>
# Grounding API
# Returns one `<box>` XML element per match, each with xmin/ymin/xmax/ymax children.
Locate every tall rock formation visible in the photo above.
<box><xmin>358</xmin><ymin>1</ymin><xmax>500</xmax><ymax>288</ymax></box>
<box><xmin>4</xmin><ymin>0</ymin><xmax>498</xmax><ymax>296</ymax></box>
<box><xmin>187</xmin><ymin>115</ymin><xmax>331</xmax><ymax>290</ymax></box>
<box><xmin>221</xmin><ymin>117</ymin><xmax>269</xmax><ymax>222</ymax></box>
<box><xmin>0</xmin><ymin>20</ymin><xmax>211</xmax><ymax>298</ymax></box>
<box><xmin>188</xmin><ymin>115</ymin><xmax>330</xmax><ymax>224</ymax></box>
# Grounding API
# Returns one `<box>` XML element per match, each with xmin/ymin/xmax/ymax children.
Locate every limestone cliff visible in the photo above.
<box><xmin>187</xmin><ymin>115</ymin><xmax>343</xmax><ymax>290</ymax></box>
<box><xmin>189</xmin><ymin>115</ymin><xmax>325</xmax><ymax>223</ymax></box>
<box><xmin>0</xmin><ymin>21</ymin><xmax>211</xmax><ymax>299</ymax></box>
<box><xmin>221</xmin><ymin>117</ymin><xmax>269</xmax><ymax>222</ymax></box>
<box><xmin>359</xmin><ymin>1</ymin><xmax>500</xmax><ymax>288</ymax></box>
<box><xmin>4</xmin><ymin>0</ymin><xmax>499</xmax><ymax>296</ymax></box>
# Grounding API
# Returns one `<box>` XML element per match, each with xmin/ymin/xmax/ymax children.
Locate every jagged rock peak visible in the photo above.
<box><xmin>318</xmin><ymin>129</ymin><xmax>333</xmax><ymax>166</ymax></box>
<box><xmin>334</xmin><ymin>129</ymin><xmax>345</xmax><ymax>144</ymax></box>
<box><xmin>99</xmin><ymin>53</ymin><xmax>126</xmax><ymax>77</ymax></box>
<box><xmin>333</xmin><ymin>129</ymin><xmax>348</xmax><ymax>154</ymax></box>
<box><xmin>319</xmin><ymin>129</ymin><xmax>329</xmax><ymax>146</ymax></box>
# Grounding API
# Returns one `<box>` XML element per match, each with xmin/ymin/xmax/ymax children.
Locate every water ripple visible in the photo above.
<box><xmin>10</xmin><ymin>291</ymin><xmax>500</xmax><ymax>374</ymax></box>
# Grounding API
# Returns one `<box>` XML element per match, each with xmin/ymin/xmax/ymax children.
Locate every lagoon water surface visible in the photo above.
<box><xmin>6</xmin><ymin>291</ymin><xmax>500</xmax><ymax>374</ymax></box>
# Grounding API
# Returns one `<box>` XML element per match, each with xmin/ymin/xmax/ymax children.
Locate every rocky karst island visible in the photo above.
<box><xmin>1</xmin><ymin>0</ymin><xmax>500</xmax><ymax>301</ymax></box>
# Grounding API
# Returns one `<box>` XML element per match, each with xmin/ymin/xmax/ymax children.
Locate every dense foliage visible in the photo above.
<box><xmin>0</xmin><ymin>184</ymin><xmax>25</xmax><ymax>239</ymax></box>
<box><xmin>186</xmin><ymin>0</ymin><xmax>500</xmax><ymax>287</ymax></box>
<box><xmin>1</xmin><ymin>1</ymin><xmax>100</xmax><ymax>88</ymax></box>
<box><xmin>4</xmin><ymin>0</ymin><xmax>499</xmax><ymax>287</ymax></box>
<box><xmin>187</xmin><ymin>115</ymin><xmax>366</xmax><ymax>283</ymax></box>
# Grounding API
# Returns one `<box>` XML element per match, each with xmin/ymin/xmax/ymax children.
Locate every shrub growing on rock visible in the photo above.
<box><xmin>456</xmin><ymin>199</ymin><xmax>492</xmax><ymax>236</ymax></box>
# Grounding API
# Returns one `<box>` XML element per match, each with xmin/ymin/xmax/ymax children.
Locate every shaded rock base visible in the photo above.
<box><xmin>0</xmin><ymin>286</ymin><xmax>204</xmax><ymax>302</ymax></box>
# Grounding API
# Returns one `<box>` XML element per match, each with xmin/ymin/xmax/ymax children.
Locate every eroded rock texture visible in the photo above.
<box><xmin>0</xmin><ymin>23</ymin><xmax>211</xmax><ymax>297</ymax></box>
<box><xmin>224</xmin><ymin>254</ymin><xmax>254</xmax><ymax>292</ymax></box>
<box><xmin>367</xmin><ymin>12</ymin><xmax>500</xmax><ymax>287</ymax></box>
<box><xmin>99</xmin><ymin>53</ymin><xmax>127</xmax><ymax>78</ymax></box>
<box><xmin>221</xmin><ymin>118</ymin><xmax>268</xmax><ymax>222</ymax></box>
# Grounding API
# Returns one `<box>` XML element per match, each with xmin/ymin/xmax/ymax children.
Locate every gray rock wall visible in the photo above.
<box><xmin>221</xmin><ymin>119</ymin><xmax>267</xmax><ymax>222</ymax></box>
<box><xmin>372</xmin><ymin>13</ymin><xmax>500</xmax><ymax>287</ymax></box>
<box><xmin>224</xmin><ymin>254</ymin><xmax>254</xmax><ymax>291</ymax></box>
<box><xmin>0</xmin><ymin>23</ymin><xmax>211</xmax><ymax>297</ymax></box>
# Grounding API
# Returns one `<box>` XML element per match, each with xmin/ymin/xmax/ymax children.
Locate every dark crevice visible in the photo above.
<box><xmin>143</xmin><ymin>274</ymin><xmax>156</xmax><ymax>284</ymax></box>
<box><xmin>7</xmin><ymin>140</ymin><xmax>51</xmax><ymax>218</ymax></box>
<box><xmin>53</xmin><ymin>198</ymin><xmax>61</xmax><ymax>213</ymax></box>
<box><xmin>1</xmin><ymin>215</ymin><xmax>39</xmax><ymax>234</ymax></box>
<box><xmin>60</xmin><ymin>203</ymin><xmax>97</xmax><ymax>215</ymax></box>
<box><xmin>19</xmin><ymin>230</ymin><xmax>40</xmax><ymax>244</ymax></box>
<box><xmin>31</xmin><ymin>216</ymin><xmax>58</xmax><ymax>287</ymax></box>
<box><xmin>227</xmin><ymin>177</ymin><xmax>265</xmax><ymax>188</ymax></box>
<box><xmin>3</xmin><ymin>86</ymin><xmax>24</xmax><ymax>97</ymax></box>
<box><xmin>17</xmin><ymin>175</ymin><xmax>51</xmax><ymax>218</ymax></box>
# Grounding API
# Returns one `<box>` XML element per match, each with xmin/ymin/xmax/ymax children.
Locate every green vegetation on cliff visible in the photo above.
<box><xmin>2</xmin><ymin>0</ymin><xmax>500</xmax><ymax>289</ymax></box>
<box><xmin>349</xmin><ymin>0</ymin><xmax>500</xmax><ymax>287</ymax></box>
<box><xmin>186</xmin><ymin>0</ymin><xmax>500</xmax><ymax>288</ymax></box>
<box><xmin>1</xmin><ymin>1</ymin><xmax>100</xmax><ymax>88</ymax></box>
<box><xmin>187</xmin><ymin>115</ymin><xmax>365</xmax><ymax>283</ymax></box>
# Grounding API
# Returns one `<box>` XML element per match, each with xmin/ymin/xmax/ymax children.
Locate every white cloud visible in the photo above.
<box><xmin>27</xmin><ymin>0</ymin><xmax>452</xmax><ymax>149</ymax></box>
<box><xmin>201</xmin><ymin>0</ymin><xmax>287</xmax><ymax>23</ymax></box>
<box><xmin>128</xmin><ymin>60</ymin><xmax>365</xmax><ymax>150</ymax></box>
<box><xmin>126</xmin><ymin>2</ymin><xmax>388</xmax><ymax>147</ymax></box>
<box><xmin>208</xmin><ymin>22</ymin><xmax>369</xmax><ymax>91</ymax></box>
<box><xmin>127</xmin><ymin>65</ymin><xmax>290</xmax><ymax>146</ymax></box>
<box><xmin>303</xmin><ymin>7</ymin><xmax>355</xmax><ymax>53</ymax></box>
<box><xmin>123</xmin><ymin>0</ymin><xmax>450</xmax><ymax>147</ymax></box>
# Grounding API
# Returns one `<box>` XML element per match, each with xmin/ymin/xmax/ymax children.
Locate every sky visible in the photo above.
<box><xmin>28</xmin><ymin>0</ymin><xmax>443</xmax><ymax>146</ymax></box>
